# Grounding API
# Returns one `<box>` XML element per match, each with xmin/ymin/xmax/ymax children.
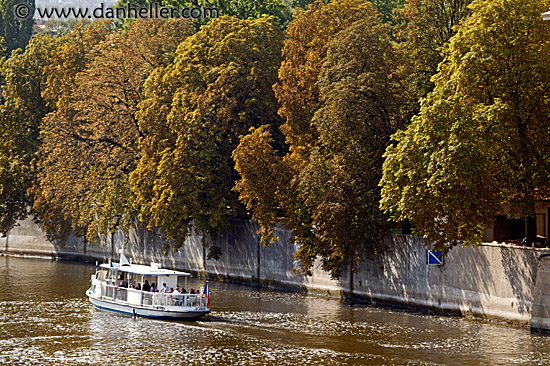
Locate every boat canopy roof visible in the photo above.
<box><xmin>99</xmin><ymin>262</ymin><xmax>191</xmax><ymax>277</ymax></box>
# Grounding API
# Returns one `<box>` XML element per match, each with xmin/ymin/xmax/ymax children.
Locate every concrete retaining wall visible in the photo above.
<box><xmin>353</xmin><ymin>236</ymin><xmax>543</xmax><ymax>325</ymax></box>
<box><xmin>2</xmin><ymin>216</ymin><xmax>549</xmax><ymax>326</ymax></box>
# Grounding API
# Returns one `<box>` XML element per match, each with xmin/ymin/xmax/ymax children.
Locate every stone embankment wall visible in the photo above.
<box><xmin>2</xmin><ymin>216</ymin><xmax>550</xmax><ymax>328</ymax></box>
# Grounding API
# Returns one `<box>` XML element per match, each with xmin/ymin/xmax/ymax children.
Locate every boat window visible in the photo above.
<box><xmin>106</xmin><ymin>269</ymin><xmax>117</xmax><ymax>284</ymax></box>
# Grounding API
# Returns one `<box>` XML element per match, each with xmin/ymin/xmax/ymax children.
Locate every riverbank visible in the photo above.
<box><xmin>2</xmin><ymin>216</ymin><xmax>549</xmax><ymax>328</ymax></box>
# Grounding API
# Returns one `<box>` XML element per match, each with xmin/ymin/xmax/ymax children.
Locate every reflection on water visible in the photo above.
<box><xmin>2</xmin><ymin>255</ymin><xmax>550</xmax><ymax>365</ymax></box>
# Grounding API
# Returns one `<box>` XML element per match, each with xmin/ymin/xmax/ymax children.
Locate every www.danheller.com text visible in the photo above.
<box><xmin>15</xmin><ymin>2</ymin><xmax>220</xmax><ymax>20</ymax></box>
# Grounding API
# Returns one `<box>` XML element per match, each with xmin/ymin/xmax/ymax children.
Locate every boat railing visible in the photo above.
<box><xmin>152</xmin><ymin>293</ymin><xmax>206</xmax><ymax>308</ymax></box>
<box><xmin>100</xmin><ymin>282</ymin><xmax>207</xmax><ymax>308</ymax></box>
<box><xmin>100</xmin><ymin>284</ymin><xmax>129</xmax><ymax>302</ymax></box>
<box><xmin>102</xmin><ymin>284</ymin><xmax>117</xmax><ymax>300</ymax></box>
<box><xmin>142</xmin><ymin>291</ymin><xmax>154</xmax><ymax>306</ymax></box>
<box><xmin>116</xmin><ymin>287</ymin><xmax>128</xmax><ymax>302</ymax></box>
<box><xmin>158</xmin><ymin>293</ymin><xmax>206</xmax><ymax>308</ymax></box>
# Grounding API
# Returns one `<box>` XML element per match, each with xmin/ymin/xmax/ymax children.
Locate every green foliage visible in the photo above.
<box><xmin>201</xmin><ymin>0</ymin><xmax>290</xmax><ymax>25</ymax></box>
<box><xmin>33</xmin><ymin>19</ymin><xmax>193</xmax><ymax>244</ymax></box>
<box><xmin>0</xmin><ymin>0</ymin><xmax>34</xmax><ymax>54</ymax></box>
<box><xmin>115</xmin><ymin>0</ymin><xmax>152</xmax><ymax>7</ymax></box>
<box><xmin>118</xmin><ymin>0</ymin><xmax>291</xmax><ymax>28</ymax></box>
<box><xmin>36</xmin><ymin>19</ymin><xmax>87</xmax><ymax>37</ymax></box>
<box><xmin>298</xmin><ymin>16</ymin><xmax>407</xmax><ymax>276</ymax></box>
<box><xmin>370</xmin><ymin>0</ymin><xmax>405</xmax><ymax>23</ymax></box>
<box><xmin>287</xmin><ymin>0</ymin><xmax>316</xmax><ymax>10</ymax></box>
<box><xmin>275</xmin><ymin>0</ymin><xmax>377</xmax><ymax>153</ymax></box>
<box><xmin>380</xmin><ymin>0</ymin><xmax>550</xmax><ymax>250</ymax></box>
<box><xmin>0</xmin><ymin>34</ymin><xmax>57</xmax><ymax>235</ymax></box>
<box><xmin>234</xmin><ymin>0</ymin><xmax>408</xmax><ymax>278</ymax></box>
<box><xmin>233</xmin><ymin>125</ymin><xmax>290</xmax><ymax>243</ymax></box>
<box><xmin>2</xmin><ymin>0</ymin><xmax>545</xmax><ymax>281</ymax></box>
<box><xmin>396</xmin><ymin>0</ymin><xmax>472</xmax><ymax>100</ymax></box>
<box><xmin>131</xmin><ymin>16</ymin><xmax>284</xmax><ymax>249</ymax></box>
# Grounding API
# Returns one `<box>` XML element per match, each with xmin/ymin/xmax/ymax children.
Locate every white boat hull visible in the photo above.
<box><xmin>87</xmin><ymin>290</ymin><xmax>210</xmax><ymax>320</ymax></box>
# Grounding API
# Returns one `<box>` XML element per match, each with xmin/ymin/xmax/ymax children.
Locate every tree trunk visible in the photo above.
<box><xmin>402</xmin><ymin>219</ymin><xmax>411</xmax><ymax>235</ymax></box>
<box><xmin>526</xmin><ymin>215</ymin><xmax>537</xmax><ymax>246</ymax></box>
<box><xmin>349</xmin><ymin>259</ymin><xmax>354</xmax><ymax>295</ymax></box>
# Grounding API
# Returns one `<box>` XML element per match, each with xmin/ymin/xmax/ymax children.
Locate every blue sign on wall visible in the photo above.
<box><xmin>428</xmin><ymin>250</ymin><xmax>444</xmax><ymax>265</ymax></box>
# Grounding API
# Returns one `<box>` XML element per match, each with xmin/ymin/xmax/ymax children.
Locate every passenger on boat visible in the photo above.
<box><xmin>142</xmin><ymin>280</ymin><xmax>151</xmax><ymax>292</ymax></box>
<box><xmin>160</xmin><ymin>283</ymin><xmax>169</xmax><ymax>293</ymax></box>
<box><xmin>190</xmin><ymin>289</ymin><xmax>195</xmax><ymax>294</ymax></box>
<box><xmin>136</xmin><ymin>283</ymin><xmax>141</xmax><ymax>291</ymax></box>
<box><xmin>150</xmin><ymin>283</ymin><xmax>157</xmax><ymax>292</ymax></box>
<box><xmin>181</xmin><ymin>288</ymin><xmax>187</xmax><ymax>294</ymax></box>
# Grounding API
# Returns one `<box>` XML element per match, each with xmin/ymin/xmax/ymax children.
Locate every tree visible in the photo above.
<box><xmin>36</xmin><ymin>19</ymin><xmax>85</xmax><ymax>37</ymax></box>
<box><xmin>371</xmin><ymin>0</ymin><xmax>405</xmax><ymax>23</ymax></box>
<box><xmin>130</xmin><ymin>16</ymin><xmax>284</xmax><ymax>251</ymax></box>
<box><xmin>33</xmin><ymin>19</ymin><xmax>193</xmax><ymax>244</ymax></box>
<box><xmin>234</xmin><ymin>0</ymin><xmax>408</xmax><ymax>278</ymax></box>
<box><xmin>274</xmin><ymin>0</ymin><xmax>379</xmax><ymax>154</ymax></box>
<box><xmin>287</xmin><ymin>0</ymin><xmax>316</xmax><ymax>10</ymax></box>
<box><xmin>380</xmin><ymin>0</ymin><xmax>550</xmax><ymax>250</ymax></box>
<box><xmin>202</xmin><ymin>0</ymin><xmax>290</xmax><ymax>25</ymax></box>
<box><xmin>396</xmin><ymin>0</ymin><xmax>472</xmax><ymax>100</ymax></box>
<box><xmin>119</xmin><ymin>0</ymin><xmax>292</xmax><ymax>28</ymax></box>
<box><xmin>42</xmin><ymin>21</ymin><xmax>113</xmax><ymax>112</ymax></box>
<box><xmin>0</xmin><ymin>35</ymin><xmax>58</xmax><ymax>236</ymax></box>
<box><xmin>298</xmin><ymin>17</ymin><xmax>407</xmax><ymax>276</ymax></box>
<box><xmin>31</xmin><ymin>21</ymin><xmax>113</xmax><ymax>243</ymax></box>
<box><xmin>1</xmin><ymin>0</ymin><xmax>34</xmax><ymax>53</ymax></box>
<box><xmin>289</xmin><ymin>0</ymin><xmax>406</xmax><ymax>17</ymax></box>
<box><xmin>233</xmin><ymin>125</ymin><xmax>291</xmax><ymax>247</ymax></box>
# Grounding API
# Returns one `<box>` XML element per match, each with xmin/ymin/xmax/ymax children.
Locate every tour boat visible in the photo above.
<box><xmin>86</xmin><ymin>250</ymin><xmax>210</xmax><ymax>320</ymax></box>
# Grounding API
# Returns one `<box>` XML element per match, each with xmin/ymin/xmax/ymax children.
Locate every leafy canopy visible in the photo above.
<box><xmin>234</xmin><ymin>0</ymin><xmax>408</xmax><ymax>278</ymax></box>
<box><xmin>380</xmin><ymin>0</ymin><xmax>550</xmax><ymax>250</ymax></box>
<box><xmin>131</xmin><ymin>16</ymin><xmax>284</xmax><ymax>250</ymax></box>
<box><xmin>33</xmin><ymin>20</ymin><xmax>193</xmax><ymax>244</ymax></box>
<box><xmin>116</xmin><ymin>0</ymin><xmax>291</xmax><ymax>28</ymax></box>
<box><xmin>0</xmin><ymin>35</ymin><xmax>57</xmax><ymax>235</ymax></box>
<box><xmin>0</xmin><ymin>0</ymin><xmax>34</xmax><ymax>54</ymax></box>
<box><xmin>396</xmin><ymin>0</ymin><xmax>472</xmax><ymax>102</ymax></box>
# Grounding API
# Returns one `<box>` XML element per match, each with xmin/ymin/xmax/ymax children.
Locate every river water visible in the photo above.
<box><xmin>1</xmin><ymin>256</ymin><xmax>550</xmax><ymax>365</ymax></box>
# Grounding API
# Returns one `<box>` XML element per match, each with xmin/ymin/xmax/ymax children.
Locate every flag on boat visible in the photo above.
<box><xmin>204</xmin><ymin>282</ymin><xmax>210</xmax><ymax>308</ymax></box>
<box><xmin>119</xmin><ymin>248</ymin><xmax>130</xmax><ymax>266</ymax></box>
